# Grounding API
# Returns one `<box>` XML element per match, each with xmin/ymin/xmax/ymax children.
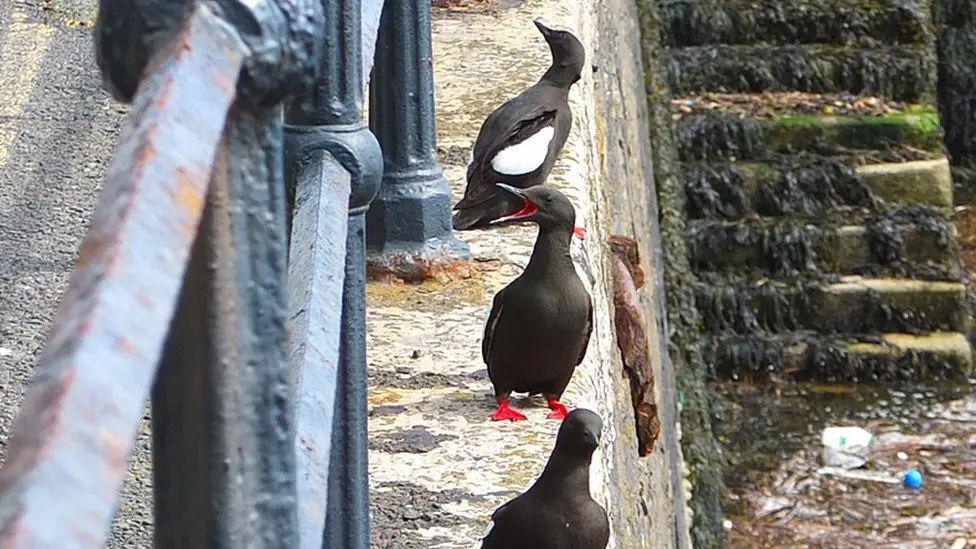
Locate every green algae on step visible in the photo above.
<box><xmin>676</xmin><ymin>108</ymin><xmax>943</xmax><ymax>161</ymax></box>
<box><xmin>769</xmin><ymin>111</ymin><xmax>942</xmax><ymax>154</ymax></box>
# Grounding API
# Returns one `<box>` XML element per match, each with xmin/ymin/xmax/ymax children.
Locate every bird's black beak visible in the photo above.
<box><xmin>533</xmin><ymin>18</ymin><xmax>555</xmax><ymax>40</ymax></box>
<box><xmin>492</xmin><ymin>183</ymin><xmax>538</xmax><ymax>226</ymax></box>
<box><xmin>583</xmin><ymin>424</ymin><xmax>601</xmax><ymax>449</ymax></box>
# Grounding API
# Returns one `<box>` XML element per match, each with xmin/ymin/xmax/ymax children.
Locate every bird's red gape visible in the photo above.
<box><xmin>494</xmin><ymin>196</ymin><xmax>539</xmax><ymax>225</ymax></box>
<box><xmin>492</xmin><ymin>397</ymin><xmax>528</xmax><ymax>422</ymax></box>
<box><xmin>546</xmin><ymin>398</ymin><xmax>569</xmax><ymax>420</ymax></box>
<box><xmin>573</xmin><ymin>226</ymin><xmax>586</xmax><ymax>240</ymax></box>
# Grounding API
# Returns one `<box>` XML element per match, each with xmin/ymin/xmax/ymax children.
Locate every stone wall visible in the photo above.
<box><xmin>633</xmin><ymin>2</ymin><xmax>728</xmax><ymax>546</ymax></box>
<box><xmin>932</xmin><ymin>0</ymin><xmax>976</xmax><ymax>202</ymax></box>
<box><xmin>591</xmin><ymin>0</ymin><xmax>700</xmax><ymax>544</ymax></box>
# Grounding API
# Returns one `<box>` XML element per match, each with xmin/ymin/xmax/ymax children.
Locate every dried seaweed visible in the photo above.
<box><xmin>756</xmin><ymin>159</ymin><xmax>876</xmax><ymax>216</ymax></box>
<box><xmin>660</xmin><ymin>0</ymin><xmax>931</xmax><ymax>48</ymax></box>
<box><xmin>665</xmin><ymin>44</ymin><xmax>936</xmax><ymax>102</ymax></box>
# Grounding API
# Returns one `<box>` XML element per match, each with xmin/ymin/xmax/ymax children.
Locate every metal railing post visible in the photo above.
<box><xmin>366</xmin><ymin>0</ymin><xmax>469</xmax><ymax>280</ymax></box>
<box><xmin>129</xmin><ymin>1</ymin><xmax>326</xmax><ymax>547</ymax></box>
<box><xmin>284</xmin><ymin>0</ymin><xmax>383</xmax><ymax>546</ymax></box>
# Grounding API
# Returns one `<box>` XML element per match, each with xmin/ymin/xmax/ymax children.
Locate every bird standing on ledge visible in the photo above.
<box><xmin>483</xmin><ymin>184</ymin><xmax>592</xmax><ymax>422</ymax></box>
<box><xmin>452</xmin><ymin>19</ymin><xmax>585</xmax><ymax>231</ymax></box>
<box><xmin>481</xmin><ymin>409</ymin><xmax>610</xmax><ymax>549</ymax></box>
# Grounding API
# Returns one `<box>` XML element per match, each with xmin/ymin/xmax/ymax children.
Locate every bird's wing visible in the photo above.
<box><xmin>576</xmin><ymin>298</ymin><xmax>593</xmax><ymax>366</ymax></box>
<box><xmin>482</xmin><ymin>288</ymin><xmax>506</xmax><ymax>363</ymax></box>
<box><xmin>488</xmin><ymin>114</ymin><xmax>557</xmax><ymax>176</ymax></box>
<box><xmin>456</xmin><ymin>102</ymin><xmax>559</xmax><ymax>210</ymax></box>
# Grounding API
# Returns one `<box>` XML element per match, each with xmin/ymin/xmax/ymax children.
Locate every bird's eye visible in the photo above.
<box><xmin>545</xmin><ymin>197</ymin><xmax>554</xmax><ymax>204</ymax></box>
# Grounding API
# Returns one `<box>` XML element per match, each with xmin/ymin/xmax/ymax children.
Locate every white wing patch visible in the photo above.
<box><xmin>481</xmin><ymin>519</ymin><xmax>495</xmax><ymax>540</ymax></box>
<box><xmin>491</xmin><ymin>126</ymin><xmax>555</xmax><ymax>175</ymax></box>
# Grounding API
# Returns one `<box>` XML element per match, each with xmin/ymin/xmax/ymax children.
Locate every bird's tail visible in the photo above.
<box><xmin>452</xmin><ymin>193</ymin><xmax>523</xmax><ymax>231</ymax></box>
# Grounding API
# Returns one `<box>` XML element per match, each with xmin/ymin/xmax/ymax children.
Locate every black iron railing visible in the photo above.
<box><xmin>0</xmin><ymin>0</ymin><xmax>454</xmax><ymax>547</ymax></box>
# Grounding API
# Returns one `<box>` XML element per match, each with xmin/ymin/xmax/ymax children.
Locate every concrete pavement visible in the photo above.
<box><xmin>0</xmin><ymin>1</ymin><xmax>152</xmax><ymax>546</ymax></box>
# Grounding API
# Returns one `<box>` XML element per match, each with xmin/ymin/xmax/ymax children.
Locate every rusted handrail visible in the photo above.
<box><xmin>287</xmin><ymin>151</ymin><xmax>350</xmax><ymax>547</ymax></box>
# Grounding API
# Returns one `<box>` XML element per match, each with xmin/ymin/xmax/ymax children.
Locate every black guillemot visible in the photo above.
<box><xmin>452</xmin><ymin>19</ymin><xmax>585</xmax><ymax>231</ymax></box>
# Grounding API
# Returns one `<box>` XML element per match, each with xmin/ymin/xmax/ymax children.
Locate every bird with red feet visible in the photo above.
<box><xmin>481</xmin><ymin>409</ymin><xmax>609</xmax><ymax>548</ymax></box>
<box><xmin>482</xmin><ymin>184</ymin><xmax>592</xmax><ymax>422</ymax></box>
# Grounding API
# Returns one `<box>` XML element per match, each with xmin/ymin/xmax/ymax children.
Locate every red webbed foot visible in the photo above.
<box><xmin>546</xmin><ymin>398</ymin><xmax>569</xmax><ymax>420</ymax></box>
<box><xmin>492</xmin><ymin>399</ymin><xmax>527</xmax><ymax>422</ymax></box>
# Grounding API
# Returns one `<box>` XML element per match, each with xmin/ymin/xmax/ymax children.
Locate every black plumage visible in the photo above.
<box><xmin>482</xmin><ymin>185</ymin><xmax>592</xmax><ymax>422</ymax></box>
<box><xmin>453</xmin><ymin>20</ymin><xmax>586</xmax><ymax>231</ymax></box>
<box><xmin>482</xmin><ymin>409</ymin><xmax>610</xmax><ymax>549</ymax></box>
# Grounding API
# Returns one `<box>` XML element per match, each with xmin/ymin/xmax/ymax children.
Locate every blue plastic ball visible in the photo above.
<box><xmin>903</xmin><ymin>469</ymin><xmax>923</xmax><ymax>490</ymax></box>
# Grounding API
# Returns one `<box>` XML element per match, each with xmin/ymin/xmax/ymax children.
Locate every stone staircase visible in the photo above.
<box><xmin>659</xmin><ymin>0</ymin><xmax>973</xmax><ymax>382</ymax></box>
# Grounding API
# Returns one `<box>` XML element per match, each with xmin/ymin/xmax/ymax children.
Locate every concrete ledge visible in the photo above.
<box><xmin>847</xmin><ymin>332</ymin><xmax>974</xmax><ymax>376</ymax></box>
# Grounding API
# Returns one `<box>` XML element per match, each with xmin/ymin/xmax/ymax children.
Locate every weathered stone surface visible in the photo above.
<box><xmin>855</xmin><ymin>158</ymin><xmax>954</xmax><ymax>207</ymax></box>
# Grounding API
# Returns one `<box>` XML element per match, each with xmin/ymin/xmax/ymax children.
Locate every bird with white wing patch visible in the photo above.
<box><xmin>452</xmin><ymin>19</ymin><xmax>585</xmax><ymax>231</ymax></box>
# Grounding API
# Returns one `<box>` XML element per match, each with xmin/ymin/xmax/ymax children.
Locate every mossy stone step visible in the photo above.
<box><xmin>686</xmin><ymin>158</ymin><xmax>953</xmax><ymax>219</ymax></box>
<box><xmin>664</xmin><ymin>44</ymin><xmax>935</xmax><ymax>101</ymax></box>
<box><xmin>697</xmin><ymin>276</ymin><xmax>969</xmax><ymax>335</ymax></box>
<box><xmin>676</xmin><ymin>109</ymin><xmax>943</xmax><ymax>162</ymax></box>
<box><xmin>662</xmin><ymin>0</ymin><xmax>931</xmax><ymax>48</ymax></box>
<box><xmin>705</xmin><ymin>332</ymin><xmax>973</xmax><ymax>383</ymax></box>
<box><xmin>688</xmin><ymin>214</ymin><xmax>957</xmax><ymax>278</ymax></box>
<box><xmin>857</xmin><ymin>158</ymin><xmax>953</xmax><ymax>207</ymax></box>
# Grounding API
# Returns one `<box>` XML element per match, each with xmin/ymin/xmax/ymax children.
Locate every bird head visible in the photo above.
<box><xmin>492</xmin><ymin>184</ymin><xmax>585</xmax><ymax>239</ymax></box>
<box><xmin>555</xmin><ymin>408</ymin><xmax>602</xmax><ymax>457</ymax></box>
<box><xmin>534</xmin><ymin>19</ymin><xmax>585</xmax><ymax>88</ymax></box>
